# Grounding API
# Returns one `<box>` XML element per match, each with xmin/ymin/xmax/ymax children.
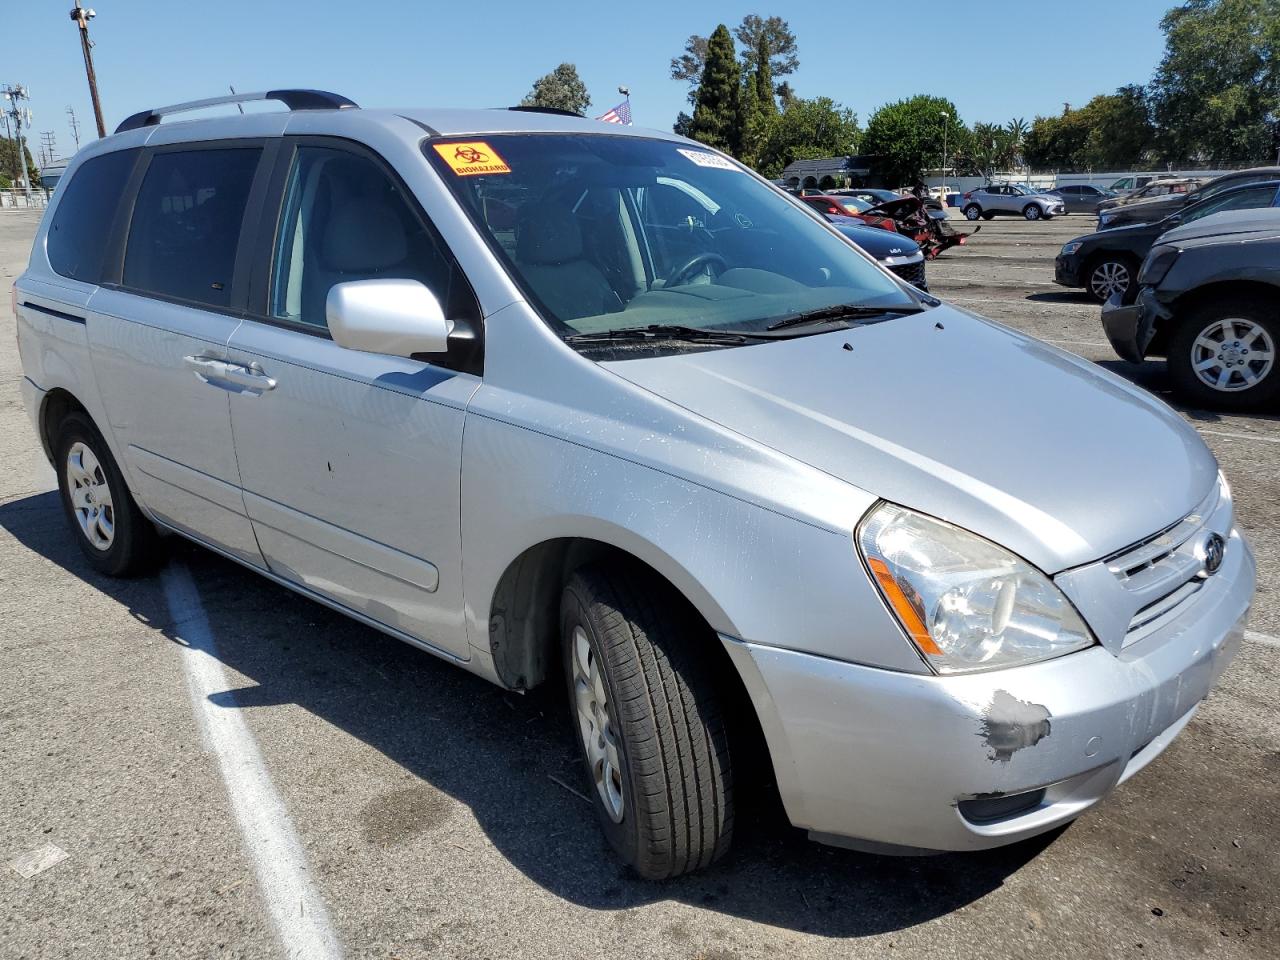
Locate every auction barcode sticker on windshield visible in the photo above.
<box><xmin>433</xmin><ymin>141</ymin><xmax>512</xmax><ymax>176</ymax></box>
<box><xmin>677</xmin><ymin>148</ymin><xmax>739</xmax><ymax>171</ymax></box>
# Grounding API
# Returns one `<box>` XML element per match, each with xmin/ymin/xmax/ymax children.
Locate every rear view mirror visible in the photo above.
<box><xmin>326</xmin><ymin>279</ymin><xmax>451</xmax><ymax>358</ymax></box>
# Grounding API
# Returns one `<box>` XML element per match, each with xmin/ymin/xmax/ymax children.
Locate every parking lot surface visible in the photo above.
<box><xmin>2</xmin><ymin>209</ymin><xmax>1277</xmax><ymax>959</ymax></box>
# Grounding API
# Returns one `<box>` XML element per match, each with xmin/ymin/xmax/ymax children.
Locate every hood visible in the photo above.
<box><xmin>1073</xmin><ymin>219</ymin><xmax>1163</xmax><ymax>251</ymax></box>
<box><xmin>1159</xmin><ymin>207</ymin><xmax>1280</xmax><ymax>244</ymax></box>
<box><xmin>1105</xmin><ymin>195</ymin><xmax>1185</xmax><ymax>222</ymax></box>
<box><xmin>829</xmin><ymin>219</ymin><xmax>922</xmax><ymax>259</ymax></box>
<box><xmin>602</xmin><ymin>306</ymin><xmax>1217</xmax><ymax>573</ymax></box>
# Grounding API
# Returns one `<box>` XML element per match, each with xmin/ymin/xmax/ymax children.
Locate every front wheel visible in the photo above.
<box><xmin>54</xmin><ymin>411</ymin><xmax>160</xmax><ymax>576</ymax></box>
<box><xmin>561</xmin><ymin>565</ymin><xmax>733</xmax><ymax>879</ymax></box>
<box><xmin>1087</xmin><ymin>256</ymin><xmax>1135</xmax><ymax>304</ymax></box>
<box><xmin>1167</xmin><ymin>296</ymin><xmax>1280</xmax><ymax>411</ymax></box>
<box><xmin>963</xmin><ymin>204</ymin><xmax>981</xmax><ymax>221</ymax></box>
<box><xmin>1023</xmin><ymin>204</ymin><xmax>1042</xmax><ymax>221</ymax></box>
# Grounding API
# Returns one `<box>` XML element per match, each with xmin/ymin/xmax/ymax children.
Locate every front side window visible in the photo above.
<box><xmin>428</xmin><ymin>134</ymin><xmax>919</xmax><ymax>352</ymax></box>
<box><xmin>46</xmin><ymin>149</ymin><xmax>138</xmax><ymax>283</ymax></box>
<box><xmin>1181</xmin><ymin>185</ymin><xmax>1278</xmax><ymax>224</ymax></box>
<box><xmin>123</xmin><ymin>148</ymin><xmax>261</xmax><ymax>308</ymax></box>
<box><xmin>270</xmin><ymin>146</ymin><xmax>462</xmax><ymax>329</ymax></box>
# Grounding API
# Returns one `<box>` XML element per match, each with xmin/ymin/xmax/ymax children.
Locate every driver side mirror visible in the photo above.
<box><xmin>326</xmin><ymin>279</ymin><xmax>452</xmax><ymax>358</ymax></box>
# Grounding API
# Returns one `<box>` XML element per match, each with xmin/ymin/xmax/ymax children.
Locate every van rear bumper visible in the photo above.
<box><xmin>20</xmin><ymin>376</ymin><xmax>46</xmax><ymax>446</ymax></box>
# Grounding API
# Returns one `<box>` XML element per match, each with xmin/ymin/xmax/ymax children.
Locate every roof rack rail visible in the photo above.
<box><xmin>506</xmin><ymin>105</ymin><xmax>584</xmax><ymax>119</ymax></box>
<box><xmin>114</xmin><ymin>89</ymin><xmax>358</xmax><ymax>134</ymax></box>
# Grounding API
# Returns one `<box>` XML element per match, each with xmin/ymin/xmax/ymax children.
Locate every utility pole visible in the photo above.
<box><xmin>40</xmin><ymin>131</ymin><xmax>57</xmax><ymax>167</ymax></box>
<box><xmin>1</xmin><ymin>85</ymin><xmax>33</xmax><ymax>199</ymax></box>
<box><xmin>70</xmin><ymin>2</ymin><xmax>106</xmax><ymax>138</ymax></box>
<box><xmin>66</xmin><ymin>105</ymin><xmax>82</xmax><ymax>151</ymax></box>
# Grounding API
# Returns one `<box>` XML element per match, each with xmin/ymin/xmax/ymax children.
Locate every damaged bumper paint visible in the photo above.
<box><xmin>721</xmin><ymin>529</ymin><xmax>1254</xmax><ymax>854</ymax></box>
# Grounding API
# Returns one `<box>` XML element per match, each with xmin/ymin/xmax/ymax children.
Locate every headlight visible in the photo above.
<box><xmin>858</xmin><ymin>503</ymin><xmax>1096</xmax><ymax>674</ymax></box>
<box><xmin>1099</xmin><ymin>214</ymin><xmax>1113</xmax><ymax>226</ymax></box>
<box><xmin>1139</xmin><ymin>244</ymin><xmax>1180</xmax><ymax>285</ymax></box>
<box><xmin>1061</xmin><ymin>240</ymin><xmax>1083</xmax><ymax>256</ymax></box>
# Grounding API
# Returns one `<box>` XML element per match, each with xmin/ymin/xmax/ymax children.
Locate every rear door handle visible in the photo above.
<box><xmin>221</xmin><ymin>360</ymin><xmax>278</xmax><ymax>393</ymax></box>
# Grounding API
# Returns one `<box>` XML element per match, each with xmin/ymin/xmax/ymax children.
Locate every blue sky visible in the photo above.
<box><xmin>9</xmin><ymin>0</ymin><xmax>1174</xmax><ymax>163</ymax></box>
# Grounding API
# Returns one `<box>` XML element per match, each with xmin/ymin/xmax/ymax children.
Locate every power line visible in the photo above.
<box><xmin>40</xmin><ymin>131</ymin><xmax>57</xmax><ymax>166</ymax></box>
<box><xmin>66</xmin><ymin>105</ymin><xmax>81</xmax><ymax>151</ymax></box>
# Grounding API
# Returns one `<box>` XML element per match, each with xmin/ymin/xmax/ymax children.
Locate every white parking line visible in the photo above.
<box><xmin>161</xmin><ymin>564</ymin><xmax>343</xmax><ymax>960</ymax></box>
<box><xmin>1198</xmin><ymin>430</ymin><xmax>1280</xmax><ymax>445</ymax></box>
<box><xmin>1245</xmin><ymin>630</ymin><xmax>1280</xmax><ymax>649</ymax></box>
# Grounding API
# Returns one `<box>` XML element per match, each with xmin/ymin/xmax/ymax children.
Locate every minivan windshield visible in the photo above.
<box><xmin>427</xmin><ymin>134</ymin><xmax>921</xmax><ymax>349</ymax></box>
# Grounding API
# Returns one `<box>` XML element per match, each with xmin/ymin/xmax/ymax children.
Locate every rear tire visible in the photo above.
<box><xmin>1167</xmin><ymin>295</ymin><xmax>1280</xmax><ymax>411</ymax></box>
<box><xmin>981</xmin><ymin>211</ymin><xmax>996</xmax><ymax>221</ymax></box>
<box><xmin>54</xmin><ymin>411</ymin><xmax>161</xmax><ymax>576</ymax></box>
<box><xmin>560</xmin><ymin>564</ymin><xmax>733</xmax><ymax>879</ymax></box>
<box><xmin>1023</xmin><ymin>204</ymin><xmax>1042</xmax><ymax>221</ymax></box>
<box><xmin>963</xmin><ymin>204</ymin><xmax>981</xmax><ymax>221</ymax></box>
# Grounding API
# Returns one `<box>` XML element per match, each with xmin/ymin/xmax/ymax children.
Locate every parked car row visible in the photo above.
<box><xmin>1098</xmin><ymin>166</ymin><xmax>1280</xmax><ymax>229</ymax></box>
<box><xmin>1101</xmin><ymin>207</ymin><xmax>1280</xmax><ymax>410</ymax></box>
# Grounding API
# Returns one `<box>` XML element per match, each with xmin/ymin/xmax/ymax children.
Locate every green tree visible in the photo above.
<box><xmin>688</xmin><ymin>25</ymin><xmax>741</xmax><ymax>151</ymax></box>
<box><xmin>756</xmin><ymin>96</ymin><xmax>860</xmax><ymax>179</ymax></box>
<box><xmin>0</xmin><ymin>137</ymin><xmax>39</xmax><ymax>188</ymax></box>
<box><xmin>671</xmin><ymin>15</ymin><xmax>798</xmax><ymax>104</ymax></box>
<box><xmin>753</xmin><ymin>33</ymin><xmax>777</xmax><ymax>116</ymax></box>
<box><xmin>1082</xmin><ymin>86</ymin><xmax>1155</xmax><ymax>167</ymax></box>
<box><xmin>521</xmin><ymin>63</ymin><xmax>591</xmax><ymax>116</ymax></box>
<box><xmin>862</xmin><ymin>95</ymin><xmax>961</xmax><ymax>186</ymax></box>
<box><xmin>1150</xmin><ymin>0</ymin><xmax>1280</xmax><ymax>162</ymax></box>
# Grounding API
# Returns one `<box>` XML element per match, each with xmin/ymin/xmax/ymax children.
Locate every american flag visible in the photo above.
<box><xmin>597</xmin><ymin>100</ymin><xmax>632</xmax><ymax>125</ymax></box>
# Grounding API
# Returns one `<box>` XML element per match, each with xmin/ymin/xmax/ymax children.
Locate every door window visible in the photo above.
<box><xmin>46</xmin><ymin>149</ymin><xmax>138</xmax><ymax>283</ymax></box>
<box><xmin>269</xmin><ymin>146</ymin><xmax>461</xmax><ymax>329</ymax></box>
<box><xmin>123</xmin><ymin>148</ymin><xmax>261</xmax><ymax>308</ymax></box>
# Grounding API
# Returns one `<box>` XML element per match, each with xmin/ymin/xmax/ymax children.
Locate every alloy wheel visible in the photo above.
<box><xmin>66</xmin><ymin>441</ymin><xmax>115</xmax><ymax>550</ymax></box>
<box><xmin>1090</xmin><ymin>261</ymin><xmax>1130</xmax><ymax>301</ymax></box>
<box><xmin>571</xmin><ymin>625</ymin><xmax>625</xmax><ymax>822</ymax></box>
<box><xmin>1190</xmin><ymin>317</ymin><xmax>1276</xmax><ymax>393</ymax></box>
<box><xmin>1024</xmin><ymin>205</ymin><xmax>1041</xmax><ymax>220</ymax></box>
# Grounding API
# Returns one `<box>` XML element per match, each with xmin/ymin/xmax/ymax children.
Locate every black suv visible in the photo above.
<box><xmin>1102</xmin><ymin>208</ymin><xmax>1280</xmax><ymax>410</ymax></box>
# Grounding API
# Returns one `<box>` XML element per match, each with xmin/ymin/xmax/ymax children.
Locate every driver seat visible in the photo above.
<box><xmin>516</xmin><ymin>202</ymin><xmax>622</xmax><ymax>320</ymax></box>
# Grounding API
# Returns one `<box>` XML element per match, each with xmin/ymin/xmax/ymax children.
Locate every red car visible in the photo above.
<box><xmin>800</xmin><ymin>194</ymin><xmax>898</xmax><ymax>233</ymax></box>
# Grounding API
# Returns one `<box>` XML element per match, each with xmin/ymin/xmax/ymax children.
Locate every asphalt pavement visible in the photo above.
<box><xmin>1</xmin><ymin>208</ymin><xmax>1277</xmax><ymax>959</ymax></box>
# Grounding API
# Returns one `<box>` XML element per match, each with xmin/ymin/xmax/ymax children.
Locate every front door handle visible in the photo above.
<box><xmin>221</xmin><ymin>360</ymin><xmax>278</xmax><ymax>393</ymax></box>
<box><xmin>183</xmin><ymin>354</ymin><xmax>232</xmax><ymax>383</ymax></box>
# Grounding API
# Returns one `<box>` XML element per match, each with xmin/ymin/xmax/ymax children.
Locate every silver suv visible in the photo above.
<box><xmin>962</xmin><ymin>184</ymin><xmax>1066</xmax><ymax>220</ymax></box>
<box><xmin>14</xmin><ymin>91</ymin><xmax>1254</xmax><ymax>877</ymax></box>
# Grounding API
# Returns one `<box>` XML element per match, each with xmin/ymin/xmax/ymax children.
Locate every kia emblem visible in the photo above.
<box><xmin>1201</xmin><ymin>533</ymin><xmax>1226</xmax><ymax>577</ymax></box>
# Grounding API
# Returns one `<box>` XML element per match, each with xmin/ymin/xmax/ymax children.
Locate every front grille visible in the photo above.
<box><xmin>888</xmin><ymin>258</ymin><xmax>927</xmax><ymax>290</ymax></box>
<box><xmin>1106</xmin><ymin>487</ymin><xmax>1219</xmax><ymax>646</ymax></box>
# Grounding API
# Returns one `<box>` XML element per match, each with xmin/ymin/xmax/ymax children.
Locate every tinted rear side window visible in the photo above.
<box><xmin>46</xmin><ymin>149</ymin><xmax>137</xmax><ymax>283</ymax></box>
<box><xmin>123</xmin><ymin>148</ymin><xmax>261</xmax><ymax>308</ymax></box>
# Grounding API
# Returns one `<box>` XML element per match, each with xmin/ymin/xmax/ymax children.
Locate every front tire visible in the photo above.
<box><xmin>54</xmin><ymin>411</ymin><xmax>160</xmax><ymax>576</ymax></box>
<box><xmin>963</xmin><ymin>204</ymin><xmax>981</xmax><ymax>221</ymax></box>
<box><xmin>561</xmin><ymin>564</ymin><xmax>733</xmax><ymax>879</ymax></box>
<box><xmin>1023</xmin><ymin>204</ymin><xmax>1042</xmax><ymax>221</ymax></box>
<box><xmin>1086</xmin><ymin>256</ymin><xmax>1135</xmax><ymax>304</ymax></box>
<box><xmin>1167</xmin><ymin>296</ymin><xmax>1280</xmax><ymax>411</ymax></box>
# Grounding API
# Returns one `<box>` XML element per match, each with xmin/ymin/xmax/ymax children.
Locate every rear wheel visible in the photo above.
<box><xmin>1167</xmin><ymin>296</ymin><xmax>1280</xmax><ymax>411</ymax></box>
<box><xmin>1023</xmin><ymin>204</ymin><xmax>1042</xmax><ymax>221</ymax></box>
<box><xmin>54</xmin><ymin>411</ymin><xmax>160</xmax><ymax>576</ymax></box>
<box><xmin>1086</xmin><ymin>256</ymin><xmax>1135</xmax><ymax>303</ymax></box>
<box><xmin>981</xmin><ymin>211</ymin><xmax>996</xmax><ymax>221</ymax></box>
<box><xmin>963</xmin><ymin>204</ymin><xmax>981</xmax><ymax>221</ymax></box>
<box><xmin>560</xmin><ymin>564</ymin><xmax>733</xmax><ymax>879</ymax></box>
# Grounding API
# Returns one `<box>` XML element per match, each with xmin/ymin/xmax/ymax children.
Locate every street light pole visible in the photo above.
<box><xmin>70</xmin><ymin>2</ymin><xmax>106</xmax><ymax>138</ymax></box>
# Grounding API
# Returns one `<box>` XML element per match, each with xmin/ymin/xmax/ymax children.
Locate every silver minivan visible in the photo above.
<box><xmin>14</xmin><ymin>91</ymin><xmax>1254</xmax><ymax>878</ymax></box>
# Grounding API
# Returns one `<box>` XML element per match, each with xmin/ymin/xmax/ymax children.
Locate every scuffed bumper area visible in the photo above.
<box><xmin>723</xmin><ymin>533</ymin><xmax>1254</xmax><ymax>854</ymax></box>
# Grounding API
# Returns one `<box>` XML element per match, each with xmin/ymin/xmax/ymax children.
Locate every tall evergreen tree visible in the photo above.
<box><xmin>688</xmin><ymin>25</ymin><xmax>741</xmax><ymax>151</ymax></box>
<box><xmin>754</xmin><ymin>34</ymin><xmax>776</xmax><ymax>116</ymax></box>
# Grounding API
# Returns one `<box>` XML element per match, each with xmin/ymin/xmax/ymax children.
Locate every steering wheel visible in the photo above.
<box><xmin>664</xmin><ymin>251</ymin><xmax>728</xmax><ymax>288</ymax></box>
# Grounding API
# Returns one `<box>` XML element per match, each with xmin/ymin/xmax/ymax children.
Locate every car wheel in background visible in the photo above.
<box><xmin>963</xmin><ymin>204</ymin><xmax>981</xmax><ymax>220</ymax></box>
<box><xmin>560</xmin><ymin>564</ymin><xmax>733</xmax><ymax>879</ymax></box>
<box><xmin>981</xmin><ymin>211</ymin><xmax>996</xmax><ymax>220</ymax></box>
<box><xmin>54</xmin><ymin>411</ymin><xmax>160</xmax><ymax>576</ymax></box>
<box><xmin>1087</xmin><ymin>256</ymin><xmax>1135</xmax><ymax>304</ymax></box>
<box><xmin>1023</xmin><ymin>204</ymin><xmax>1042</xmax><ymax>221</ymax></box>
<box><xmin>1167</xmin><ymin>296</ymin><xmax>1280</xmax><ymax>411</ymax></box>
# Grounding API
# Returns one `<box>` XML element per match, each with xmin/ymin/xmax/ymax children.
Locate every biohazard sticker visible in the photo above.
<box><xmin>434</xmin><ymin>141</ymin><xmax>511</xmax><ymax>176</ymax></box>
<box><xmin>676</xmin><ymin>148</ymin><xmax>739</xmax><ymax>171</ymax></box>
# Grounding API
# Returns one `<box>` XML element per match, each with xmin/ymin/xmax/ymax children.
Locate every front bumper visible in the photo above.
<box><xmin>1054</xmin><ymin>254</ymin><xmax>1083</xmax><ymax>287</ymax></box>
<box><xmin>723</xmin><ymin>529</ymin><xmax>1254</xmax><ymax>853</ymax></box>
<box><xmin>1102</xmin><ymin>285</ymin><xmax>1168</xmax><ymax>362</ymax></box>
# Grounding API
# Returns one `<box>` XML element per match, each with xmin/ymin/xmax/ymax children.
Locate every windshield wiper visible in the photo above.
<box><xmin>765</xmin><ymin>303</ymin><xmax>925</xmax><ymax>332</ymax></box>
<box><xmin>563</xmin><ymin>324</ymin><xmax>774</xmax><ymax>345</ymax></box>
